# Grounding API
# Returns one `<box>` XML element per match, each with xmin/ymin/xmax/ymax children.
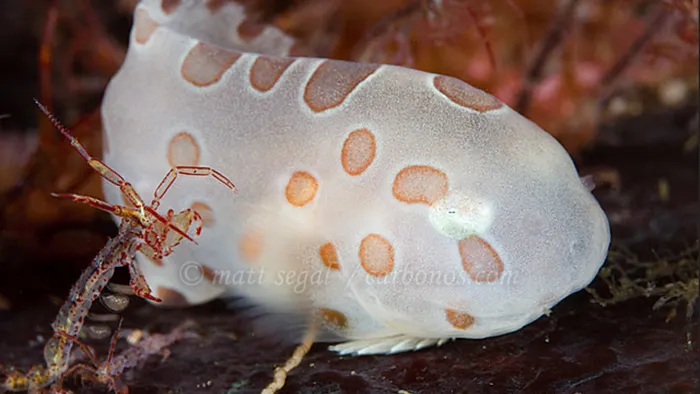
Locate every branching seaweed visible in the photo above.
<box><xmin>587</xmin><ymin>241</ymin><xmax>699</xmax><ymax>322</ymax></box>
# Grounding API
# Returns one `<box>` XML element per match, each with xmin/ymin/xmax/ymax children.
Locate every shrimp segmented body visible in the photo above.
<box><xmin>1</xmin><ymin>101</ymin><xmax>236</xmax><ymax>393</ymax></box>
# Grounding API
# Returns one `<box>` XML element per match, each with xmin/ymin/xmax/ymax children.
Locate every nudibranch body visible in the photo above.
<box><xmin>100</xmin><ymin>0</ymin><xmax>610</xmax><ymax>355</ymax></box>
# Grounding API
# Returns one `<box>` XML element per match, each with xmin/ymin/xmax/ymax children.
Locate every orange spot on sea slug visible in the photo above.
<box><xmin>445</xmin><ymin>308</ymin><xmax>475</xmax><ymax>329</ymax></box>
<box><xmin>181</xmin><ymin>42</ymin><xmax>241</xmax><ymax>87</ymax></box>
<box><xmin>167</xmin><ymin>132</ymin><xmax>200</xmax><ymax>167</ymax></box>
<box><xmin>155</xmin><ymin>287</ymin><xmax>190</xmax><ymax>307</ymax></box>
<box><xmin>320</xmin><ymin>308</ymin><xmax>348</xmax><ymax>329</ymax></box>
<box><xmin>161</xmin><ymin>0</ymin><xmax>181</xmax><ymax>14</ymax></box>
<box><xmin>392</xmin><ymin>165</ymin><xmax>448</xmax><ymax>205</ymax></box>
<box><xmin>458</xmin><ymin>235</ymin><xmax>504</xmax><ymax>283</ymax></box>
<box><xmin>239</xmin><ymin>228</ymin><xmax>264</xmax><ymax>264</ymax></box>
<box><xmin>133</xmin><ymin>7</ymin><xmax>159</xmax><ymax>45</ymax></box>
<box><xmin>304</xmin><ymin>60</ymin><xmax>379</xmax><ymax>112</ymax></box>
<box><xmin>359</xmin><ymin>234</ymin><xmax>394</xmax><ymax>277</ymax></box>
<box><xmin>433</xmin><ymin>75</ymin><xmax>503</xmax><ymax>112</ymax></box>
<box><xmin>237</xmin><ymin>17</ymin><xmax>265</xmax><ymax>42</ymax></box>
<box><xmin>319</xmin><ymin>242</ymin><xmax>340</xmax><ymax>270</ymax></box>
<box><xmin>285</xmin><ymin>171</ymin><xmax>318</xmax><ymax>207</ymax></box>
<box><xmin>201</xmin><ymin>264</ymin><xmax>219</xmax><ymax>283</ymax></box>
<box><xmin>250</xmin><ymin>56</ymin><xmax>294</xmax><ymax>92</ymax></box>
<box><xmin>341</xmin><ymin>128</ymin><xmax>376</xmax><ymax>176</ymax></box>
